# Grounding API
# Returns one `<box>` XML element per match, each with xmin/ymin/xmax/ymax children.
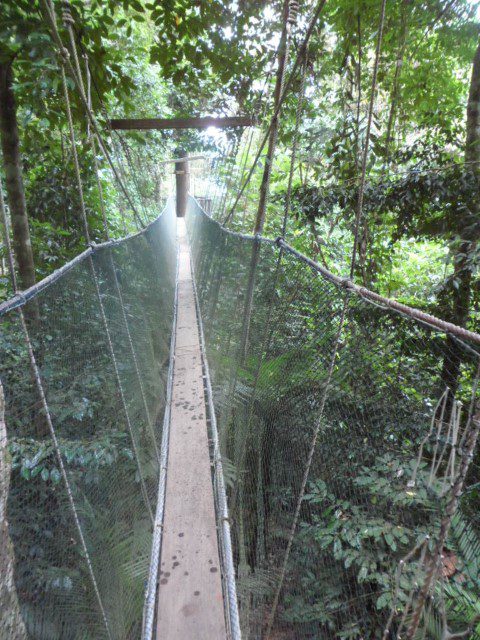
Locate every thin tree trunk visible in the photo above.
<box><xmin>356</xmin><ymin>15</ymin><xmax>367</xmax><ymax>280</ymax></box>
<box><xmin>0</xmin><ymin>60</ymin><xmax>36</xmax><ymax>291</ymax></box>
<box><xmin>360</xmin><ymin>1</ymin><xmax>409</xmax><ymax>285</ymax></box>
<box><xmin>465</xmin><ymin>40</ymin><xmax>480</xmax><ymax>172</ymax></box>
<box><xmin>0</xmin><ymin>380</ymin><xmax>28</xmax><ymax>639</ymax></box>
<box><xmin>383</xmin><ymin>0</ymin><xmax>411</xmax><ymax>171</ymax></box>
<box><xmin>355</xmin><ymin>13</ymin><xmax>362</xmax><ymax>167</ymax></box>
<box><xmin>254</xmin><ymin>0</ymin><xmax>292</xmax><ymax>234</ymax></box>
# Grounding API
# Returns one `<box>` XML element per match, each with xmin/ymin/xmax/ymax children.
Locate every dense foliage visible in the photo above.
<box><xmin>1</xmin><ymin>0</ymin><xmax>480</xmax><ymax>639</ymax></box>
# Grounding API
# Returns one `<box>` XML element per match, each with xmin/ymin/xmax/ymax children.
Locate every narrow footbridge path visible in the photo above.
<box><xmin>156</xmin><ymin>219</ymin><xmax>227</xmax><ymax>638</ymax></box>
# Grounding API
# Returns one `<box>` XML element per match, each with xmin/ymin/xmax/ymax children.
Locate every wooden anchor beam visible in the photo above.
<box><xmin>111</xmin><ymin>116</ymin><xmax>254</xmax><ymax>218</ymax></box>
<box><xmin>110</xmin><ymin>116</ymin><xmax>254</xmax><ymax>130</ymax></box>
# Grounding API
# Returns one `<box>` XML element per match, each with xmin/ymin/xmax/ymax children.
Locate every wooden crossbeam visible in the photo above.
<box><xmin>110</xmin><ymin>116</ymin><xmax>254</xmax><ymax>130</ymax></box>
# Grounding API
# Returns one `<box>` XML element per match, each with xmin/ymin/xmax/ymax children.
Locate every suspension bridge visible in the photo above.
<box><xmin>2</xmin><ymin>1</ymin><xmax>480</xmax><ymax>639</ymax></box>
<box><xmin>1</xmin><ymin>189</ymin><xmax>480</xmax><ymax>639</ymax></box>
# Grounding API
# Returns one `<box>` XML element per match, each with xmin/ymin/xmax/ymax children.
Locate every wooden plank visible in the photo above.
<box><xmin>156</xmin><ymin>220</ymin><xmax>227</xmax><ymax>639</ymax></box>
<box><xmin>110</xmin><ymin>116</ymin><xmax>254</xmax><ymax>130</ymax></box>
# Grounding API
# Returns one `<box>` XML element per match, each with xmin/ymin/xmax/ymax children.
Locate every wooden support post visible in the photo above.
<box><xmin>175</xmin><ymin>150</ymin><xmax>189</xmax><ymax>218</ymax></box>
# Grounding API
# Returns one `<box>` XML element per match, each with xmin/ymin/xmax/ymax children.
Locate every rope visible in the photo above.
<box><xmin>212</xmin><ymin>142</ymin><xmax>232</xmax><ymax>219</ymax></box>
<box><xmin>281</xmin><ymin>48</ymin><xmax>308</xmax><ymax>237</ymax></box>
<box><xmin>190</xmin><ymin>247</ymin><xmax>242</xmax><ymax>640</ymax></box>
<box><xmin>39</xmin><ymin>0</ymin><xmax>146</xmax><ymax>229</ymax></box>
<box><xmin>111</xmin><ymin>134</ymin><xmax>143</xmax><ymax>231</ymax></box>
<box><xmin>278</xmin><ymin>238</ymin><xmax>480</xmax><ymax>346</ymax></box>
<box><xmin>55</xmin><ymin>4</ymin><xmax>155</xmax><ymax>523</ymax></box>
<box><xmin>79</xmin><ymin>48</ymin><xmax>148</xmax><ymax>229</ymax></box>
<box><xmin>221</xmin><ymin>127</ymin><xmax>310</xmax><ymax>495</ymax></box>
<box><xmin>191</xmin><ymin>203</ymin><xmax>480</xmax><ymax>637</ymax></box>
<box><xmin>225</xmin><ymin>42</ymin><xmax>281</xmax><ymax>227</ymax></box>
<box><xmin>188</xmin><ymin>205</ymin><xmax>480</xmax><ymax>346</ymax></box>
<box><xmin>210</xmin><ymin>147</ymin><xmax>233</xmax><ymax>218</ymax></box>
<box><xmin>77</xmin><ymin>27</ymin><xmax>147</xmax><ymax>232</ymax></box>
<box><xmin>0</xmin><ymin>212</ymin><xmax>167</xmax><ymax>317</ymax></box>
<box><xmin>112</xmin><ymin>131</ymin><xmax>152</xmax><ymax>223</ymax></box>
<box><xmin>91</xmin><ymin>94</ymin><xmax>155</xmax><ymax>227</ymax></box>
<box><xmin>193</xmin><ymin>203</ymin><xmax>480</xmax><ymax>636</ymax></box>
<box><xmin>75</xmin><ymin>37</ymin><xmax>150</xmax><ymax>230</ymax></box>
<box><xmin>224</xmin><ymin>0</ymin><xmax>327</xmax><ymax>225</ymax></box>
<box><xmin>349</xmin><ymin>0</ymin><xmax>388</xmax><ymax>278</ymax></box>
<box><xmin>59</xmin><ymin>61</ymin><xmax>90</xmax><ymax>242</ymax></box>
<box><xmin>0</xmin><ymin>173</ymin><xmax>113</xmax><ymax>639</ymax></box>
<box><xmin>66</xmin><ymin>16</ymin><xmax>160</xmax><ymax>462</ymax></box>
<box><xmin>142</xmin><ymin>245</ymin><xmax>179</xmax><ymax>640</ymax></box>
<box><xmin>76</xmin><ymin>37</ymin><xmax>136</xmax><ymax>168</ymax></box>
<box><xmin>84</xmin><ymin>53</ymin><xmax>91</xmax><ymax>140</ymax></box>
<box><xmin>219</xmin><ymin>135</ymin><xmax>242</xmax><ymax>219</ymax></box>
<box><xmin>264</xmin><ymin>297</ymin><xmax>350</xmax><ymax>639</ymax></box>
<box><xmin>234</xmin><ymin>131</ymin><xmax>256</xmax><ymax>224</ymax></box>
<box><xmin>254</xmin><ymin>0</ymin><xmax>296</xmax><ymax>234</ymax></box>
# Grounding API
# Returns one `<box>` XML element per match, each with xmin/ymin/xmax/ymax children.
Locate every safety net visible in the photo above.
<box><xmin>2</xmin><ymin>192</ymin><xmax>480</xmax><ymax>640</ymax></box>
<box><xmin>0</xmin><ymin>202</ymin><xmax>176</xmax><ymax>639</ymax></box>
<box><xmin>187</xmin><ymin>198</ymin><xmax>480</xmax><ymax>640</ymax></box>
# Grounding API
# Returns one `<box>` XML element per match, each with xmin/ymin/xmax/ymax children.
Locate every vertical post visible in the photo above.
<box><xmin>175</xmin><ymin>148</ymin><xmax>189</xmax><ymax>218</ymax></box>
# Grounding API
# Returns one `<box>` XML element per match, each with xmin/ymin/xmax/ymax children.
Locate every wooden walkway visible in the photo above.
<box><xmin>156</xmin><ymin>219</ymin><xmax>227</xmax><ymax>639</ymax></box>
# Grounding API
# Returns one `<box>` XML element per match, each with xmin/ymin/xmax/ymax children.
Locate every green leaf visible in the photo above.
<box><xmin>50</xmin><ymin>468</ymin><xmax>61</xmax><ymax>484</ymax></box>
<box><xmin>21</xmin><ymin>466</ymin><xmax>31</xmax><ymax>480</ymax></box>
<box><xmin>376</xmin><ymin>592</ymin><xmax>390</xmax><ymax>610</ymax></box>
<box><xmin>358</xmin><ymin>565</ymin><xmax>368</xmax><ymax>582</ymax></box>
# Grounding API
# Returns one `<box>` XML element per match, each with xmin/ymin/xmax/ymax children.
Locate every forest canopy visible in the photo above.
<box><xmin>2</xmin><ymin>2</ymin><xmax>480</xmax><ymax>640</ymax></box>
<box><xmin>0</xmin><ymin>0</ymin><xmax>479</xmax><ymax>331</ymax></box>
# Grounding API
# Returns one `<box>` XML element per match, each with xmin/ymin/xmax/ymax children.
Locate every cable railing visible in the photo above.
<box><xmin>187</xmin><ymin>195</ymin><xmax>480</xmax><ymax>640</ymax></box>
<box><xmin>1</xmin><ymin>192</ymin><xmax>480</xmax><ymax>639</ymax></box>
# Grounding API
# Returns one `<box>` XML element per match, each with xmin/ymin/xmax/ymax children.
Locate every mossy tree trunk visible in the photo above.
<box><xmin>0</xmin><ymin>59</ymin><xmax>36</xmax><ymax>292</ymax></box>
<box><xmin>440</xmin><ymin>39</ymin><xmax>480</xmax><ymax>398</ymax></box>
<box><xmin>0</xmin><ymin>380</ymin><xmax>28</xmax><ymax>639</ymax></box>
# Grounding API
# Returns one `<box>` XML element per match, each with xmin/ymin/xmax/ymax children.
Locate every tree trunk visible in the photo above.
<box><xmin>0</xmin><ymin>60</ymin><xmax>36</xmax><ymax>292</ymax></box>
<box><xmin>465</xmin><ymin>40</ymin><xmax>480</xmax><ymax>172</ymax></box>
<box><xmin>355</xmin><ymin>13</ymin><xmax>362</xmax><ymax>166</ymax></box>
<box><xmin>440</xmin><ymin>38</ymin><xmax>480</xmax><ymax>397</ymax></box>
<box><xmin>254</xmin><ymin>0</ymin><xmax>292</xmax><ymax>234</ymax></box>
<box><xmin>0</xmin><ymin>380</ymin><xmax>28</xmax><ymax>639</ymax></box>
<box><xmin>383</xmin><ymin>0</ymin><xmax>411</xmax><ymax>171</ymax></box>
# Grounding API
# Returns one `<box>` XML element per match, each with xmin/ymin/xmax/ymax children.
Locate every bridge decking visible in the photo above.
<box><xmin>156</xmin><ymin>219</ymin><xmax>226</xmax><ymax>639</ymax></box>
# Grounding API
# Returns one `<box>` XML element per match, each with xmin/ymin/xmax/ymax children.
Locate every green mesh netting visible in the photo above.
<box><xmin>187</xmin><ymin>198</ymin><xmax>480</xmax><ymax>640</ymax></box>
<box><xmin>2</xmin><ymin>193</ymin><xmax>480</xmax><ymax>640</ymax></box>
<box><xmin>0</xmin><ymin>203</ymin><xmax>176</xmax><ymax>639</ymax></box>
